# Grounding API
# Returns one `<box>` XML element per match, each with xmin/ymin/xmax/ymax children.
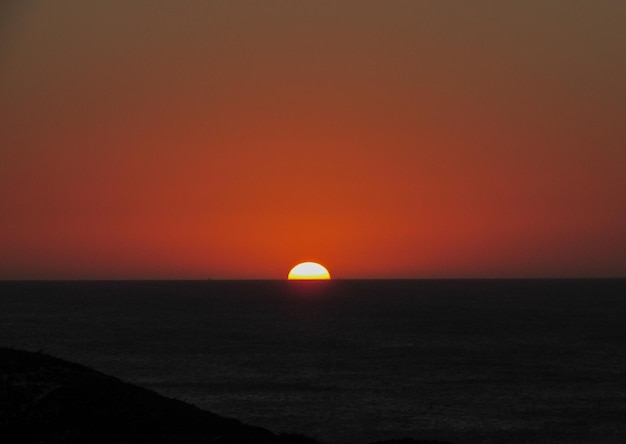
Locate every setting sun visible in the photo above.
<box><xmin>288</xmin><ymin>262</ymin><xmax>331</xmax><ymax>280</ymax></box>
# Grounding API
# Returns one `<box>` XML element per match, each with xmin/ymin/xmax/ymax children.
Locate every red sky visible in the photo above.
<box><xmin>1</xmin><ymin>1</ymin><xmax>625</xmax><ymax>279</ymax></box>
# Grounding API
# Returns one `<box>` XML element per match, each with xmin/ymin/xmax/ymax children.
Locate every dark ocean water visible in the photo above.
<box><xmin>1</xmin><ymin>279</ymin><xmax>625</xmax><ymax>443</ymax></box>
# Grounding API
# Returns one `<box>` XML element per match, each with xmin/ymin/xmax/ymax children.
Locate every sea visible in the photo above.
<box><xmin>1</xmin><ymin>279</ymin><xmax>625</xmax><ymax>444</ymax></box>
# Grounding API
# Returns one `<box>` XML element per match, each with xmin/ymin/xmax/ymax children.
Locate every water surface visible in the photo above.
<box><xmin>1</xmin><ymin>279</ymin><xmax>625</xmax><ymax>443</ymax></box>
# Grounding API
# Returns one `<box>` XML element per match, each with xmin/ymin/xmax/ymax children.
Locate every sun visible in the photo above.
<box><xmin>288</xmin><ymin>262</ymin><xmax>331</xmax><ymax>280</ymax></box>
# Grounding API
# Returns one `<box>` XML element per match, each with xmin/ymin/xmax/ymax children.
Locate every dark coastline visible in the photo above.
<box><xmin>0</xmin><ymin>347</ymin><xmax>449</xmax><ymax>444</ymax></box>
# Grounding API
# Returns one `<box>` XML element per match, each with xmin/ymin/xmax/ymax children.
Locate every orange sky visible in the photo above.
<box><xmin>1</xmin><ymin>1</ymin><xmax>625</xmax><ymax>279</ymax></box>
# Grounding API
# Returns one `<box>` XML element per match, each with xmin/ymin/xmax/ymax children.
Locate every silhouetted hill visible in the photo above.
<box><xmin>0</xmin><ymin>347</ymin><xmax>318</xmax><ymax>444</ymax></box>
<box><xmin>0</xmin><ymin>347</ymin><xmax>451</xmax><ymax>444</ymax></box>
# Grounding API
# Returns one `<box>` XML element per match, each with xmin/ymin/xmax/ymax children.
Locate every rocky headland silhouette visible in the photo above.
<box><xmin>0</xmin><ymin>347</ymin><xmax>450</xmax><ymax>444</ymax></box>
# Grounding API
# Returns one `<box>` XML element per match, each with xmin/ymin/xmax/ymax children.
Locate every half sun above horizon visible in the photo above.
<box><xmin>288</xmin><ymin>262</ymin><xmax>331</xmax><ymax>280</ymax></box>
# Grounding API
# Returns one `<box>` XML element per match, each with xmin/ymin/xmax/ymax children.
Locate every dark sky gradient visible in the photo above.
<box><xmin>1</xmin><ymin>1</ymin><xmax>625</xmax><ymax>279</ymax></box>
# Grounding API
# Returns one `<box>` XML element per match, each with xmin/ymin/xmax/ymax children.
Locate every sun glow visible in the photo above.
<box><xmin>288</xmin><ymin>262</ymin><xmax>331</xmax><ymax>280</ymax></box>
